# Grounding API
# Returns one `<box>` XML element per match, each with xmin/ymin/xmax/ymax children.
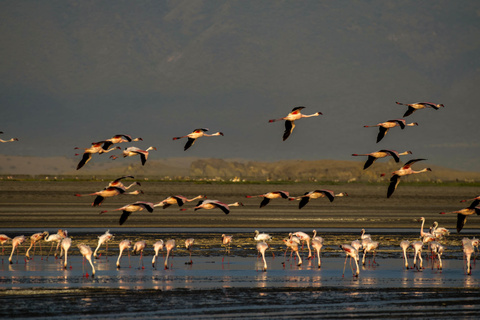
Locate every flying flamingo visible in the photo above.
<box><xmin>193</xmin><ymin>200</ymin><xmax>242</xmax><ymax>214</ymax></box>
<box><xmin>93</xmin><ymin>230</ymin><xmax>114</xmax><ymax>259</ymax></box>
<box><xmin>152</xmin><ymin>240</ymin><xmax>164</xmax><ymax>268</ymax></box>
<box><xmin>77</xmin><ymin>244</ymin><xmax>95</xmax><ymax>277</ymax></box>
<box><xmin>75</xmin><ymin>186</ymin><xmax>143</xmax><ymax>206</ymax></box>
<box><xmin>61</xmin><ymin>237</ymin><xmax>72</xmax><ymax>269</ymax></box>
<box><xmin>156</xmin><ymin>195</ymin><xmax>206</xmax><ymax>209</ymax></box>
<box><xmin>112</xmin><ymin>146</ymin><xmax>157</xmax><ymax>166</ymax></box>
<box><xmin>75</xmin><ymin>141</ymin><xmax>120</xmax><ymax>170</ymax></box>
<box><xmin>100</xmin><ymin>201</ymin><xmax>156</xmax><ymax>225</ymax></box>
<box><xmin>25</xmin><ymin>231</ymin><xmax>49</xmax><ymax>259</ymax></box>
<box><xmin>384</xmin><ymin>159</ymin><xmax>432</xmax><ymax>198</ymax></box>
<box><xmin>269</xmin><ymin>106</ymin><xmax>322</xmax><ymax>141</ymax></box>
<box><xmin>164</xmin><ymin>239</ymin><xmax>176</xmax><ymax>269</ymax></box>
<box><xmin>246</xmin><ymin>191</ymin><xmax>290</xmax><ymax>208</ymax></box>
<box><xmin>340</xmin><ymin>244</ymin><xmax>359</xmax><ymax>277</ymax></box>
<box><xmin>291</xmin><ymin>231</ymin><xmax>312</xmax><ymax>259</ymax></box>
<box><xmin>257</xmin><ymin>241</ymin><xmax>269</xmax><ymax>271</ymax></box>
<box><xmin>311</xmin><ymin>238</ymin><xmax>323</xmax><ymax>268</ymax></box>
<box><xmin>395</xmin><ymin>101</ymin><xmax>444</xmax><ymax>117</ymax></box>
<box><xmin>116</xmin><ymin>239</ymin><xmax>131</xmax><ymax>268</ymax></box>
<box><xmin>185</xmin><ymin>238</ymin><xmax>195</xmax><ymax>265</ymax></box>
<box><xmin>173</xmin><ymin>128</ymin><xmax>224</xmax><ymax>151</ymax></box>
<box><xmin>400</xmin><ymin>240</ymin><xmax>411</xmax><ymax>269</ymax></box>
<box><xmin>289</xmin><ymin>190</ymin><xmax>348</xmax><ymax>209</ymax></box>
<box><xmin>254</xmin><ymin>230</ymin><xmax>272</xmax><ymax>242</ymax></box>
<box><xmin>0</xmin><ymin>234</ymin><xmax>11</xmax><ymax>260</ymax></box>
<box><xmin>352</xmin><ymin>150</ymin><xmax>412</xmax><ymax>170</ymax></box>
<box><xmin>132</xmin><ymin>240</ymin><xmax>147</xmax><ymax>269</ymax></box>
<box><xmin>361</xmin><ymin>238</ymin><xmax>379</xmax><ymax>266</ymax></box>
<box><xmin>464</xmin><ymin>243</ymin><xmax>475</xmax><ymax>275</ymax></box>
<box><xmin>102</xmin><ymin>134</ymin><xmax>143</xmax><ymax>150</ymax></box>
<box><xmin>364</xmin><ymin>119</ymin><xmax>418</xmax><ymax>143</ymax></box>
<box><xmin>411</xmin><ymin>241</ymin><xmax>424</xmax><ymax>270</ymax></box>
<box><xmin>9</xmin><ymin>235</ymin><xmax>25</xmax><ymax>264</ymax></box>
<box><xmin>107</xmin><ymin>176</ymin><xmax>139</xmax><ymax>189</ymax></box>
<box><xmin>0</xmin><ymin>132</ymin><xmax>19</xmax><ymax>143</ymax></box>
<box><xmin>460</xmin><ymin>195</ymin><xmax>480</xmax><ymax>204</ymax></box>
<box><xmin>440</xmin><ymin>199</ymin><xmax>480</xmax><ymax>233</ymax></box>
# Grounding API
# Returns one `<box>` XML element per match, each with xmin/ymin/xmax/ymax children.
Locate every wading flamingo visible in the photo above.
<box><xmin>222</xmin><ymin>234</ymin><xmax>233</xmax><ymax>254</ymax></box>
<box><xmin>364</xmin><ymin>119</ymin><xmax>418</xmax><ymax>143</ymax></box>
<box><xmin>429</xmin><ymin>241</ymin><xmax>445</xmax><ymax>270</ymax></box>
<box><xmin>116</xmin><ymin>240</ymin><xmax>131</xmax><ymax>268</ymax></box>
<box><xmin>157</xmin><ymin>195</ymin><xmax>205</xmax><ymax>209</ymax></box>
<box><xmin>384</xmin><ymin>159</ymin><xmax>432</xmax><ymax>198</ymax></box>
<box><xmin>464</xmin><ymin>243</ymin><xmax>475</xmax><ymax>275</ymax></box>
<box><xmin>132</xmin><ymin>240</ymin><xmax>147</xmax><ymax>268</ymax></box>
<box><xmin>164</xmin><ymin>239</ymin><xmax>176</xmax><ymax>269</ymax></box>
<box><xmin>352</xmin><ymin>150</ymin><xmax>412</xmax><ymax>170</ymax></box>
<box><xmin>185</xmin><ymin>238</ymin><xmax>195</xmax><ymax>265</ymax></box>
<box><xmin>254</xmin><ymin>230</ymin><xmax>272</xmax><ymax>242</ymax></box>
<box><xmin>311</xmin><ymin>238</ymin><xmax>323</xmax><ymax>268</ymax></box>
<box><xmin>152</xmin><ymin>240</ymin><xmax>164</xmax><ymax>268</ymax></box>
<box><xmin>246</xmin><ymin>191</ymin><xmax>290</xmax><ymax>208</ymax></box>
<box><xmin>75</xmin><ymin>186</ymin><xmax>143</xmax><ymax>206</ymax></box>
<box><xmin>440</xmin><ymin>199</ymin><xmax>480</xmax><ymax>233</ymax></box>
<box><xmin>100</xmin><ymin>201</ymin><xmax>155</xmax><ymax>225</ymax></box>
<box><xmin>340</xmin><ymin>244</ymin><xmax>359</xmax><ymax>277</ymax></box>
<box><xmin>93</xmin><ymin>230</ymin><xmax>114</xmax><ymax>259</ymax></box>
<box><xmin>77</xmin><ymin>244</ymin><xmax>95</xmax><ymax>277</ymax></box>
<box><xmin>269</xmin><ymin>106</ymin><xmax>322</xmax><ymax>141</ymax></box>
<box><xmin>257</xmin><ymin>241</ymin><xmax>269</xmax><ymax>271</ymax></box>
<box><xmin>25</xmin><ymin>231</ymin><xmax>49</xmax><ymax>259</ymax></box>
<box><xmin>102</xmin><ymin>134</ymin><xmax>143</xmax><ymax>150</ymax></box>
<box><xmin>75</xmin><ymin>141</ymin><xmax>120</xmax><ymax>170</ymax></box>
<box><xmin>362</xmin><ymin>238</ymin><xmax>379</xmax><ymax>266</ymax></box>
<box><xmin>395</xmin><ymin>101</ymin><xmax>444</xmax><ymax>117</ymax></box>
<box><xmin>0</xmin><ymin>234</ymin><xmax>11</xmax><ymax>260</ymax></box>
<box><xmin>418</xmin><ymin>217</ymin><xmax>436</xmax><ymax>240</ymax></box>
<box><xmin>411</xmin><ymin>241</ymin><xmax>423</xmax><ymax>270</ymax></box>
<box><xmin>112</xmin><ymin>146</ymin><xmax>156</xmax><ymax>166</ymax></box>
<box><xmin>9</xmin><ymin>235</ymin><xmax>25</xmax><ymax>264</ymax></box>
<box><xmin>61</xmin><ymin>237</ymin><xmax>72</xmax><ymax>269</ymax></box>
<box><xmin>400</xmin><ymin>240</ymin><xmax>410</xmax><ymax>269</ymax></box>
<box><xmin>45</xmin><ymin>233</ymin><xmax>65</xmax><ymax>258</ymax></box>
<box><xmin>431</xmin><ymin>221</ymin><xmax>450</xmax><ymax>238</ymax></box>
<box><xmin>289</xmin><ymin>190</ymin><xmax>348</xmax><ymax>209</ymax></box>
<box><xmin>291</xmin><ymin>231</ymin><xmax>312</xmax><ymax>259</ymax></box>
<box><xmin>173</xmin><ymin>128</ymin><xmax>224</xmax><ymax>151</ymax></box>
<box><xmin>361</xmin><ymin>229</ymin><xmax>371</xmax><ymax>240</ymax></box>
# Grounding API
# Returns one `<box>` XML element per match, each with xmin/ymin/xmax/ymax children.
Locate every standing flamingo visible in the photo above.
<box><xmin>289</xmin><ymin>190</ymin><xmax>348</xmax><ymax>209</ymax></box>
<box><xmin>311</xmin><ymin>238</ymin><xmax>323</xmax><ymax>268</ymax></box>
<box><xmin>395</xmin><ymin>101</ymin><xmax>444</xmax><ymax>117</ymax></box>
<box><xmin>157</xmin><ymin>195</ymin><xmax>205</xmax><ymax>209</ymax></box>
<box><xmin>8</xmin><ymin>235</ymin><xmax>25</xmax><ymax>264</ymax></box>
<box><xmin>222</xmin><ymin>234</ymin><xmax>233</xmax><ymax>254</ymax></box>
<box><xmin>411</xmin><ymin>241</ymin><xmax>424</xmax><ymax>270</ymax></box>
<box><xmin>429</xmin><ymin>241</ymin><xmax>445</xmax><ymax>270</ymax></box>
<box><xmin>361</xmin><ymin>238</ymin><xmax>379</xmax><ymax>266</ymax></box>
<box><xmin>400</xmin><ymin>240</ymin><xmax>411</xmax><ymax>269</ymax></box>
<box><xmin>361</xmin><ymin>229</ymin><xmax>371</xmax><ymax>240</ymax></box>
<box><xmin>77</xmin><ymin>244</ymin><xmax>95</xmax><ymax>277</ymax></box>
<box><xmin>0</xmin><ymin>234</ymin><xmax>11</xmax><ymax>260</ymax></box>
<box><xmin>116</xmin><ymin>240</ymin><xmax>131</xmax><ymax>268</ymax></box>
<box><xmin>100</xmin><ymin>201</ymin><xmax>155</xmax><ymax>225</ymax></box>
<box><xmin>101</xmin><ymin>134</ymin><xmax>143</xmax><ymax>150</ymax></box>
<box><xmin>440</xmin><ymin>199</ymin><xmax>480</xmax><ymax>233</ymax></box>
<box><xmin>75</xmin><ymin>141</ymin><xmax>120</xmax><ymax>170</ymax></box>
<box><xmin>257</xmin><ymin>241</ymin><xmax>269</xmax><ymax>271</ymax></box>
<box><xmin>194</xmin><ymin>199</ymin><xmax>241</xmax><ymax>214</ymax></box>
<box><xmin>112</xmin><ymin>146</ymin><xmax>156</xmax><ymax>166</ymax></box>
<box><xmin>164</xmin><ymin>239</ymin><xmax>176</xmax><ymax>269</ymax></box>
<box><xmin>364</xmin><ymin>119</ymin><xmax>418</xmax><ymax>143</ymax></box>
<box><xmin>25</xmin><ymin>231</ymin><xmax>49</xmax><ymax>259</ymax></box>
<box><xmin>384</xmin><ymin>159</ymin><xmax>432</xmax><ymax>198</ymax></box>
<box><xmin>269</xmin><ymin>106</ymin><xmax>322</xmax><ymax>141</ymax></box>
<box><xmin>152</xmin><ymin>240</ymin><xmax>164</xmax><ymax>268</ymax></box>
<box><xmin>464</xmin><ymin>243</ymin><xmax>475</xmax><ymax>275</ymax></box>
<box><xmin>340</xmin><ymin>244</ymin><xmax>360</xmax><ymax>277</ymax></box>
<box><xmin>173</xmin><ymin>128</ymin><xmax>224</xmax><ymax>151</ymax></box>
<box><xmin>254</xmin><ymin>230</ymin><xmax>272</xmax><ymax>242</ymax></box>
<box><xmin>352</xmin><ymin>150</ymin><xmax>412</xmax><ymax>170</ymax></box>
<box><xmin>45</xmin><ymin>233</ymin><xmax>65</xmax><ymax>259</ymax></box>
<box><xmin>132</xmin><ymin>240</ymin><xmax>147</xmax><ymax>268</ymax></box>
<box><xmin>185</xmin><ymin>238</ymin><xmax>195</xmax><ymax>265</ymax></box>
<box><xmin>431</xmin><ymin>221</ymin><xmax>450</xmax><ymax>238</ymax></box>
<box><xmin>418</xmin><ymin>217</ymin><xmax>435</xmax><ymax>239</ymax></box>
<box><xmin>93</xmin><ymin>230</ymin><xmax>114</xmax><ymax>259</ymax></box>
<box><xmin>61</xmin><ymin>237</ymin><xmax>72</xmax><ymax>269</ymax></box>
<box><xmin>291</xmin><ymin>231</ymin><xmax>312</xmax><ymax>259</ymax></box>
<box><xmin>246</xmin><ymin>191</ymin><xmax>290</xmax><ymax>208</ymax></box>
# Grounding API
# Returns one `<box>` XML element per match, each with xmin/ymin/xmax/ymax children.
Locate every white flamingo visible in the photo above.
<box><xmin>400</xmin><ymin>240</ymin><xmax>410</xmax><ymax>269</ymax></box>
<box><xmin>116</xmin><ymin>240</ymin><xmax>131</xmax><ymax>268</ymax></box>
<box><xmin>340</xmin><ymin>244</ymin><xmax>359</xmax><ymax>277</ymax></box>
<box><xmin>61</xmin><ymin>237</ymin><xmax>72</xmax><ymax>269</ymax></box>
<box><xmin>93</xmin><ymin>230</ymin><xmax>114</xmax><ymax>259</ymax></box>
<box><xmin>152</xmin><ymin>240</ymin><xmax>164</xmax><ymax>268</ymax></box>
<box><xmin>77</xmin><ymin>244</ymin><xmax>95</xmax><ymax>277</ymax></box>
<box><xmin>164</xmin><ymin>239</ymin><xmax>176</xmax><ymax>269</ymax></box>
<box><xmin>173</xmin><ymin>128</ymin><xmax>224</xmax><ymax>151</ymax></box>
<box><xmin>364</xmin><ymin>118</ymin><xmax>418</xmax><ymax>143</ymax></box>
<box><xmin>257</xmin><ymin>241</ymin><xmax>269</xmax><ymax>271</ymax></box>
<box><xmin>269</xmin><ymin>106</ymin><xmax>322</xmax><ymax>141</ymax></box>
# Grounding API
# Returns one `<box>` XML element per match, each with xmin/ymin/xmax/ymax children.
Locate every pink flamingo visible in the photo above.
<box><xmin>246</xmin><ymin>191</ymin><xmax>290</xmax><ymax>208</ymax></box>
<box><xmin>269</xmin><ymin>106</ymin><xmax>322</xmax><ymax>141</ymax></box>
<box><xmin>340</xmin><ymin>244</ymin><xmax>359</xmax><ymax>277</ymax></box>
<box><xmin>45</xmin><ymin>232</ymin><xmax>65</xmax><ymax>258</ymax></box>
<box><xmin>254</xmin><ymin>230</ymin><xmax>272</xmax><ymax>242</ymax></box>
<box><xmin>352</xmin><ymin>149</ymin><xmax>412</xmax><ymax>170</ymax></box>
<box><xmin>291</xmin><ymin>231</ymin><xmax>312</xmax><ymax>259</ymax></box>
<box><xmin>100</xmin><ymin>201</ymin><xmax>156</xmax><ymax>225</ymax></box>
<box><xmin>289</xmin><ymin>190</ymin><xmax>348</xmax><ymax>209</ymax></box>
<box><xmin>93</xmin><ymin>230</ymin><xmax>114</xmax><ymax>259</ymax></box>
<box><xmin>257</xmin><ymin>241</ymin><xmax>269</xmax><ymax>271</ymax></box>
<box><xmin>132</xmin><ymin>240</ymin><xmax>147</xmax><ymax>268</ymax></box>
<box><xmin>185</xmin><ymin>238</ymin><xmax>195</xmax><ymax>265</ymax></box>
<box><xmin>384</xmin><ymin>159</ymin><xmax>432</xmax><ymax>198</ymax></box>
<box><xmin>400</xmin><ymin>240</ymin><xmax>410</xmax><ymax>269</ymax></box>
<box><xmin>75</xmin><ymin>141</ymin><xmax>120</xmax><ymax>170</ymax></box>
<box><xmin>0</xmin><ymin>132</ymin><xmax>19</xmax><ymax>143</ymax></box>
<box><xmin>464</xmin><ymin>243</ymin><xmax>475</xmax><ymax>275</ymax></box>
<box><xmin>112</xmin><ymin>146</ymin><xmax>156</xmax><ymax>166</ymax></box>
<box><xmin>440</xmin><ymin>199</ymin><xmax>480</xmax><ymax>233</ymax></box>
<box><xmin>164</xmin><ymin>239</ymin><xmax>176</xmax><ymax>269</ymax></box>
<box><xmin>157</xmin><ymin>195</ymin><xmax>205</xmax><ymax>209</ymax></box>
<box><xmin>8</xmin><ymin>235</ymin><xmax>25</xmax><ymax>264</ymax></box>
<box><xmin>222</xmin><ymin>234</ymin><xmax>233</xmax><ymax>254</ymax></box>
<box><xmin>411</xmin><ymin>241</ymin><xmax>423</xmax><ymax>270</ymax></box>
<box><xmin>25</xmin><ymin>231</ymin><xmax>49</xmax><ymax>259</ymax></box>
<box><xmin>152</xmin><ymin>240</ymin><xmax>164</xmax><ymax>268</ymax></box>
<box><xmin>173</xmin><ymin>128</ymin><xmax>224</xmax><ymax>151</ymax></box>
<box><xmin>194</xmin><ymin>200</ymin><xmax>242</xmax><ymax>215</ymax></box>
<box><xmin>364</xmin><ymin>119</ymin><xmax>418</xmax><ymax>143</ymax></box>
<box><xmin>361</xmin><ymin>238</ymin><xmax>379</xmax><ymax>266</ymax></box>
<box><xmin>0</xmin><ymin>234</ymin><xmax>11</xmax><ymax>260</ymax></box>
<box><xmin>61</xmin><ymin>237</ymin><xmax>72</xmax><ymax>269</ymax></box>
<box><xmin>76</xmin><ymin>186</ymin><xmax>143</xmax><ymax>206</ymax></box>
<box><xmin>77</xmin><ymin>244</ymin><xmax>95</xmax><ymax>277</ymax></box>
<box><xmin>116</xmin><ymin>240</ymin><xmax>131</xmax><ymax>268</ymax></box>
<box><xmin>102</xmin><ymin>134</ymin><xmax>142</xmax><ymax>150</ymax></box>
<box><xmin>395</xmin><ymin>101</ymin><xmax>444</xmax><ymax>117</ymax></box>
<box><xmin>311</xmin><ymin>238</ymin><xmax>323</xmax><ymax>268</ymax></box>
